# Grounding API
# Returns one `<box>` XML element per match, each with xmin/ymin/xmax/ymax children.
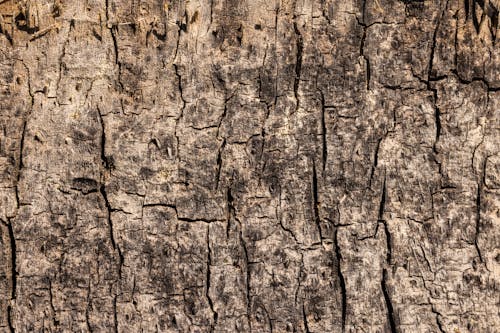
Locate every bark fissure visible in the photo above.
<box><xmin>214</xmin><ymin>139</ymin><xmax>226</xmax><ymax>191</ymax></box>
<box><xmin>7</xmin><ymin>220</ymin><xmax>16</xmax><ymax>300</ymax></box>
<box><xmin>379</xmin><ymin>177</ymin><xmax>397</xmax><ymax>332</ymax></box>
<box><xmin>293</xmin><ymin>20</ymin><xmax>303</xmax><ymax>113</ymax></box>
<box><xmin>113</xmin><ymin>295</ymin><xmax>118</xmax><ymax>333</ymax></box>
<box><xmin>206</xmin><ymin>227</ymin><xmax>218</xmax><ymax>330</ymax></box>
<box><xmin>14</xmin><ymin>121</ymin><xmax>26</xmax><ymax>209</ymax></box>
<box><xmin>359</xmin><ymin>21</ymin><xmax>370</xmax><ymax>90</ymax></box>
<box><xmin>97</xmin><ymin>108</ymin><xmax>124</xmax><ymax>279</ymax></box>
<box><xmin>311</xmin><ymin>160</ymin><xmax>323</xmax><ymax>243</ymax></box>
<box><xmin>1</xmin><ymin>218</ymin><xmax>16</xmax><ymax>333</ymax></box>
<box><xmin>427</xmin><ymin>1</ymin><xmax>444</xmax><ymax>81</ymax></box>
<box><xmin>369</xmin><ymin>137</ymin><xmax>383</xmax><ymax>187</ymax></box>
<box><xmin>381</xmin><ymin>268</ymin><xmax>398</xmax><ymax>333</ymax></box>
<box><xmin>302</xmin><ymin>303</ymin><xmax>311</xmax><ymax>333</ymax></box>
<box><xmin>49</xmin><ymin>280</ymin><xmax>59</xmax><ymax>328</ymax></box>
<box><xmin>174</xmin><ymin>63</ymin><xmax>186</xmax><ymax>162</ymax></box>
<box><xmin>319</xmin><ymin>91</ymin><xmax>328</xmax><ymax>171</ymax></box>
<box><xmin>85</xmin><ymin>282</ymin><xmax>93</xmax><ymax>333</ymax></box>
<box><xmin>475</xmin><ymin>177</ymin><xmax>484</xmax><ymax>263</ymax></box>
<box><xmin>431</xmin><ymin>306</ymin><xmax>445</xmax><ymax>333</ymax></box>
<box><xmin>334</xmin><ymin>228</ymin><xmax>347</xmax><ymax>332</ymax></box>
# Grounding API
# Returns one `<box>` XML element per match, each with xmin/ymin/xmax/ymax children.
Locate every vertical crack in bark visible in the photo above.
<box><xmin>174</xmin><ymin>12</ymin><xmax>187</xmax><ymax>61</ymax></box>
<box><xmin>226</xmin><ymin>188</ymin><xmax>233</xmax><ymax>239</ymax></box>
<box><xmin>209</xmin><ymin>0</ymin><xmax>214</xmax><ymax>27</ymax></box>
<box><xmin>206</xmin><ymin>227</ymin><xmax>218</xmax><ymax>331</ymax></box>
<box><xmin>334</xmin><ymin>228</ymin><xmax>347</xmax><ymax>332</ymax></box>
<box><xmin>428</xmin><ymin>2</ymin><xmax>445</xmax><ymax>158</ymax></box>
<box><xmin>319</xmin><ymin>91</ymin><xmax>328</xmax><ymax>172</ymax></box>
<box><xmin>431</xmin><ymin>306</ymin><xmax>445</xmax><ymax>333</ymax></box>
<box><xmin>432</xmin><ymin>89</ymin><xmax>441</xmax><ymax>155</ymax></box>
<box><xmin>173</xmin><ymin>64</ymin><xmax>186</xmax><ymax>163</ymax></box>
<box><xmin>214</xmin><ymin>139</ymin><xmax>226</xmax><ymax>191</ymax></box>
<box><xmin>293</xmin><ymin>20</ymin><xmax>303</xmax><ymax>113</ymax></box>
<box><xmin>85</xmin><ymin>281</ymin><xmax>93</xmax><ymax>333</ymax></box>
<box><xmin>217</xmin><ymin>93</ymin><xmax>232</xmax><ymax>140</ymax></box>
<box><xmin>369</xmin><ymin>137</ymin><xmax>382</xmax><ymax>187</ymax></box>
<box><xmin>48</xmin><ymin>279</ymin><xmax>59</xmax><ymax>328</ymax></box>
<box><xmin>7</xmin><ymin>221</ymin><xmax>17</xmax><ymax>299</ymax></box>
<box><xmin>276</xmin><ymin>178</ymin><xmax>298</xmax><ymax>243</ymax></box>
<box><xmin>382</xmin><ymin>222</ymin><xmax>392</xmax><ymax>264</ymax></box>
<box><xmin>302</xmin><ymin>303</ymin><xmax>311</xmax><ymax>333</ymax></box>
<box><xmin>105</xmin><ymin>0</ymin><xmax>122</xmax><ymax>91</ymax></box>
<box><xmin>419</xmin><ymin>244</ymin><xmax>434</xmax><ymax>273</ymax></box>
<box><xmin>359</xmin><ymin>21</ymin><xmax>370</xmax><ymax>90</ymax></box>
<box><xmin>110</xmin><ymin>26</ymin><xmax>119</xmax><ymax>66</ymax></box>
<box><xmin>15</xmin><ymin>121</ymin><xmax>26</xmax><ymax>209</ymax></box>
<box><xmin>429</xmin><ymin>83</ymin><xmax>443</xmax><ymax>177</ymax></box>
<box><xmin>97</xmin><ymin>108</ymin><xmax>124</xmax><ymax>280</ymax></box>
<box><xmin>379</xmin><ymin>178</ymin><xmax>397</xmax><ymax>332</ymax></box>
<box><xmin>311</xmin><ymin>160</ymin><xmax>323</xmax><ymax>243</ymax></box>
<box><xmin>474</xmin><ymin>160</ymin><xmax>485</xmax><ymax>263</ymax></box>
<box><xmin>1</xmin><ymin>219</ymin><xmax>16</xmax><ymax>333</ymax></box>
<box><xmin>454</xmin><ymin>5</ymin><xmax>459</xmax><ymax>70</ymax></box>
<box><xmin>381</xmin><ymin>268</ymin><xmax>398</xmax><ymax>333</ymax></box>
<box><xmin>378</xmin><ymin>178</ymin><xmax>392</xmax><ymax>264</ymax></box>
<box><xmin>241</xmin><ymin>235</ymin><xmax>251</xmax><ymax>330</ymax></box>
<box><xmin>427</xmin><ymin>1</ymin><xmax>444</xmax><ymax>81</ymax></box>
<box><xmin>113</xmin><ymin>295</ymin><xmax>118</xmax><ymax>333</ymax></box>
<box><xmin>13</xmin><ymin>60</ymin><xmax>33</xmax><ymax>212</ymax></box>
<box><xmin>302</xmin><ymin>304</ymin><xmax>311</xmax><ymax>333</ymax></box>
<box><xmin>7</xmin><ymin>305</ymin><xmax>14</xmax><ymax>333</ymax></box>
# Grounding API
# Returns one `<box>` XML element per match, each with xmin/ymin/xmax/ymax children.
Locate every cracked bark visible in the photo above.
<box><xmin>1</xmin><ymin>0</ymin><xmax>499</xmax><ymax>332</ymax></box>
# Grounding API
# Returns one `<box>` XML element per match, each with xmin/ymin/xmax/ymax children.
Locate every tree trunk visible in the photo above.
<box><xmin>1</xmin><ymin>0</ymin><xmax>499</xmax><ymax>332</ymax></box>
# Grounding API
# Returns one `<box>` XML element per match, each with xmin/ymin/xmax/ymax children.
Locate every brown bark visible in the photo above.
<box><xmin>1</xmin><ymin>0</ymin><xmax>499</xmax><ymax>332</ymax></box>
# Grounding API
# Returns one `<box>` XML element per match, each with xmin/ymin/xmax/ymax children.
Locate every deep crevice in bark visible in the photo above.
<box><xmin>358</xmin><ymin>18</ymin><xmax>370</xmax><ymax>90</ymax></box>
<box><xmin>5</xmin><ymin>219</ymin><xmax>16</xmax><ymax>302</ymax></box>
<box><xmin>1</xmin><ymin>218</ymin><xmax>16</xmax><ymax>333</ymax></box>
<box><xmin>215</xmin><ymin>139</ymin><xmax>226</xmax><ymax>191</ymax></box>
<box><xmin>431</xmin><ymin>306</ymin><xmax>445</xmax><ymax>333</ymax></box>
<box><xmin>381</xmin><ymin>268</ymin><xmax>398</xmax><ymax>333</ymax></box>
<box><xmin>206</xmin><ymin>227</ymin><xmax>218</xmax><ymax>330</ymax></box>
<box><xmin>293</xmin><ymin>20</ymin><xmax>303</xmax><ymax>113</ymax></box>
<box><xmin>97</xmin><ymin>108</ymin><xmax>124</xmax><ymax>279</ymax></box>
<box><xmin>14</xmin><ymin>121</ymin><xmax>26</xmax><ymax>209</ymax></box>
<box><xmin>311</xmin><ymin>160</ymin><xmax>323</xmax><ymax>243</ymax></box>
<box><xmin>7</xmin><ymin>304</ymin><xmax>14</xmax><ymax>333</ymax></box>
<box><xmin>302</xmin><ymin>303</ymin><xmax>311</xmax><ymax>333</ymax></box>
<box><xmin>319</xmin><ymin>91</ymin><xmax>328</xmax><ymax>172</ymax></box>
<box><xmin>369</xmin><ymin>137</ymin><xmax>383</xmax><ymax>187</ymax></box>
<box><xmin>334</xmin><ymin>228</ymin><xmax>347</xmax><ymax>332</ymax></box>
<box><xmin>475</xmin><ymin>179</ymin><xmax>484</xmax><ymax>263</ymax></box>
<box><xmin>174</xmin><ymin>63</ymin><xmax>186</xmax><ymax>163</ymax></box>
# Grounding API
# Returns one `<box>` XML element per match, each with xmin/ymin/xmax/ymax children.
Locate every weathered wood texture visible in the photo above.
<box><xmin>1</xmin><ymin>0</ymin><xmax>499</xmax><ymax>332</ymax></box>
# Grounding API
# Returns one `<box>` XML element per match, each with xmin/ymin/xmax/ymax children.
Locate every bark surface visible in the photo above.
<box><xmin>1</xmin><ymin>0</ymin><xmax>499</xmax><ymax>332</ymax></box>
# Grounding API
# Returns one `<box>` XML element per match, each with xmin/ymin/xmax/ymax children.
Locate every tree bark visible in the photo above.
<box><xmin>1</xmin><ymin>0</ymin><xmax>499</xmax><ymax>332</ymax></box>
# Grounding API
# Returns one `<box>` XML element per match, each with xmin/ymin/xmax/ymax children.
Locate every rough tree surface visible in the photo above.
<box><xmin>0</xmin><ymin>0</ymin><xmax>499</xmax><ymax>332</ymax></box>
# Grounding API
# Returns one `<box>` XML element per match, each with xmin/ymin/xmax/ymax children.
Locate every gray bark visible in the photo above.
<box><xmin>1</xmin><ymin>0</ymin><xmax>499</xmax><ymax>332</ymax></box>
